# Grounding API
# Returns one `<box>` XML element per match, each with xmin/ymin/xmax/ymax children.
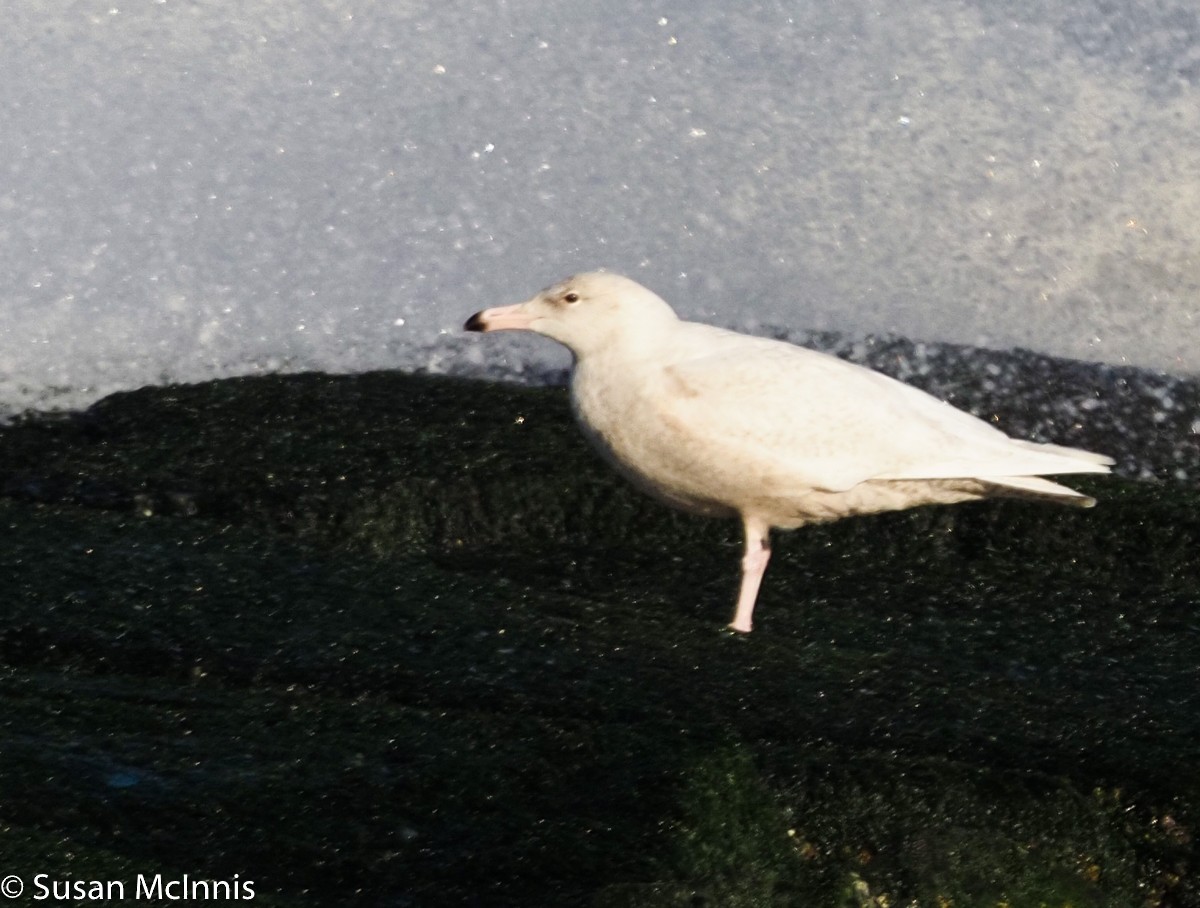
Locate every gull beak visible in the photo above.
<box><xmin>464</xmin><ymin>302</ymin><xmax>536</xmax><ymax>332</ymax></box>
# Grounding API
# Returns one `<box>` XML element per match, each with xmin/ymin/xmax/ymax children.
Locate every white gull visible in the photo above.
<box><xmin>464</xmin><ymin>272</ymin><xmax>1113</xmax><ymax>633</ymax></box>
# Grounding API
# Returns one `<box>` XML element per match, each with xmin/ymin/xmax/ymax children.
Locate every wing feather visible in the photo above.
<box><xmin>652</xmin><ymin>326</ymin><xmax>1112</xmax><ymax>494</ymax></box>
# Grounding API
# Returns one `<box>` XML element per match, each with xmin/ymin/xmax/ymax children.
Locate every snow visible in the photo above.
<box><xmin>1</xmin><ymin>1</ymin><xmax>1198</xmax><ymax>417</ymax></box>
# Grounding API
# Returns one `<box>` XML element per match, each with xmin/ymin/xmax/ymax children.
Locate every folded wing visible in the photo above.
<box><xmin>654</xmin><ymin>327</ymin><xmax>1113</xmax><ymax>496</ymax></box>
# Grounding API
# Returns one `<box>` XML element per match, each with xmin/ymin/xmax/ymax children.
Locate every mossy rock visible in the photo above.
<box><xmin>0</xmin><ymin>371</ymin><xmax>1195</xmax><ymax>906</ymax></box>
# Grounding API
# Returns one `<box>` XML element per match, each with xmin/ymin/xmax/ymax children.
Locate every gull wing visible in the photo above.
<box><xmin>652</xmin><ymin>326</ymin><xmax>1112</xmax><ymax>494</ymax></box>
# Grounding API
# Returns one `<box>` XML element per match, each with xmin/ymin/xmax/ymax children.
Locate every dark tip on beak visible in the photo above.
<box><xmin>464</xmin><ymin>312</ymin><xmax>487</xmax><ymax>332</ymax></box>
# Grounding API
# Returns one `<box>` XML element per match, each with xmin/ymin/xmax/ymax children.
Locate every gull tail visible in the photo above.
<box><xmin>982</xmin><ymin>474</ymin><xmax>1101</xmax><ymax>507</ymax></box>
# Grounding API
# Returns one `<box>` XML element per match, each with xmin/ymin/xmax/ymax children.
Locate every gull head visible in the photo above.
<box><xmin>464</xmin><ymin>271</ymin><xmax>679</xmax><ymax>359</ymax></box>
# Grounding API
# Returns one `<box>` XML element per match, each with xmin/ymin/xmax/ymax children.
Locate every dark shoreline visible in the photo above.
<box><xmin>0</xmin><ymin>366</ymin><xmax>1195</xmax><ymax>906</ymax></box>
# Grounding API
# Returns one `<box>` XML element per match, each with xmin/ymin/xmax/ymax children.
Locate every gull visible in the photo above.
<box><xmin>464</xmin><ymin>272</ymin><xmax>1113</xmax><ymax>633</ymax></box>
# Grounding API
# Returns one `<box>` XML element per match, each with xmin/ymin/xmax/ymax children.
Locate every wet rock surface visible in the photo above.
<box><xmin>0</xmin><ymin>364</ymin><xmax>1196</xmax><ymax>906</ymax></box>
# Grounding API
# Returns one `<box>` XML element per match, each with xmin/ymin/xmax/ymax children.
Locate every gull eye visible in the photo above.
<box><xmin>563</xmin><ymin>292</ymin><xmax>580</xmax><ymax>304</ymax></box>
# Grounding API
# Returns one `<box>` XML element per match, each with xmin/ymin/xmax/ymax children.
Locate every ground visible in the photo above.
<box><xmin>0</xmin><ymin>371</ymin><xmax>1195</xmax><ymax>906</ymax></box>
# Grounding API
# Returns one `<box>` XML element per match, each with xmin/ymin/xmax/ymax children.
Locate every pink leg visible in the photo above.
<box><xmin>728</xmin><ymin>515</ymin><xmax>771</xmax><ymax>633</ymax></box>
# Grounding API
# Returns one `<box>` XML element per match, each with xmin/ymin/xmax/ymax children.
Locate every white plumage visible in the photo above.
<box><xmin>465</xmin><ymin>272</ymin><xmax>1113</xmax><ymax>632</ymax></box>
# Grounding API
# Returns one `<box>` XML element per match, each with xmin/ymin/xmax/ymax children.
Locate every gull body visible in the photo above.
<box><xmin>464</xmin><ymin>272</ymin><xmax>1113</xmax><ymax>632</ymax></box>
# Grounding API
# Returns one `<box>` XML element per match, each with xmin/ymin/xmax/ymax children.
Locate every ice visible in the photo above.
<box><xmin>1</xmin><ymin>1</ymin><xmax>1199</xmax><ymax>418</ymax></box>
